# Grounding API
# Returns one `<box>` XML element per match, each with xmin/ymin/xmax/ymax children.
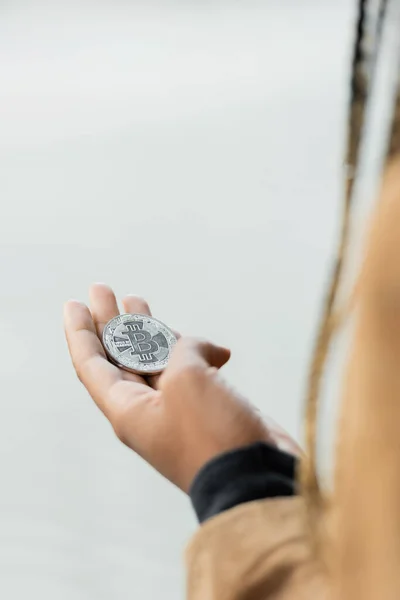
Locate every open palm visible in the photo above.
<box><xmin>64</xmin><ymin>283</ymin><xmax>300</xmax><ymax>491</ymax></box>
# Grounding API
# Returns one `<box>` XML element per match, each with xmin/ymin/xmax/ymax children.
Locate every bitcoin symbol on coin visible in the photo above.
<box><xmin>123</xmin><ymin>322</ymin><xmax>162</xmax><ymax>364</ymax></box>
<box><xmin>102</xmin><ymin>314</ymin><xmax>177</xmax><ymax>375</ymax></box>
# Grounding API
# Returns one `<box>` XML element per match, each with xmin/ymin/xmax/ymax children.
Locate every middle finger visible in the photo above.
<box><xmin>89</xmin><ymin>283</ymin><xmax>119</xmax><ymax>338</ymax></box>
<box><xmin>90</xmin><ymin>284</ymin><xmax>150</xmax><ymax>386</ymax></box>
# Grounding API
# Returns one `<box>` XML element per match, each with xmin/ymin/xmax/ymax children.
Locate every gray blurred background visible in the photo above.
<box><xmin>0</xmin><ymin>1</ymin><xmax>353</xmax><ymax>599</ymax></box>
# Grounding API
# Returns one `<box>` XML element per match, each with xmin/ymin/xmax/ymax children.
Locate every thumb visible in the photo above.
<box><xmin>166</xmin><ymin>336</ymin><xmax>231</xmax><ymax>378</ymax></box>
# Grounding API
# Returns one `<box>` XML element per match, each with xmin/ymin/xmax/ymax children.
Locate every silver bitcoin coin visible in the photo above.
<box><xmin>102</xmin><ymin>313</ymin><xmax>177</xmax><ymax>375</ymax></box>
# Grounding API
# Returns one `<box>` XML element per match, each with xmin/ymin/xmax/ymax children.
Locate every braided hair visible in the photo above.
<box><xmin>300</xmin><ymin>0</ymin><xmax>391</xmax><ymax>559</ymax></box>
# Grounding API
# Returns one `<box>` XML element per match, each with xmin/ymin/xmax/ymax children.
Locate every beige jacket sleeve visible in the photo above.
<box><xmin>185</xmin><ymin>497</ymin><xmax>326</xmax><ymax>600</ymax></box>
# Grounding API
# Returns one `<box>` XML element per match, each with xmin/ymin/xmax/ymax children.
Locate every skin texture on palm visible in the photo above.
<box><xmin>64</xmin><ymin>284</ymin><xmax>298</xmax><ymax>493</ymax></box>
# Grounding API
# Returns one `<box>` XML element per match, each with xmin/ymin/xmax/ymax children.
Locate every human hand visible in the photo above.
<box><xmin>64</xmin><ymin>283</ymin><xmax>300</xmax><ymax>492</ymax></box>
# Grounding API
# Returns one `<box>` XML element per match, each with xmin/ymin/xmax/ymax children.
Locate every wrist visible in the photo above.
<box><xmin>189</xmin><ymin>442</ymin><xmax>298</xmax><ymax>522</ymax></box>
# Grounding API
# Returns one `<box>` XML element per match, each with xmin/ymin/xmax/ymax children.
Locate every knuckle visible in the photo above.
<box><xmin>73</xmin><ymin>356</ymin><xmax>98</xmax><ymax>388</ymax></box>
<box><xmin>73</xmin><ymin>357</ymin><xmax>92</xmax><ymax>387</ymax></box>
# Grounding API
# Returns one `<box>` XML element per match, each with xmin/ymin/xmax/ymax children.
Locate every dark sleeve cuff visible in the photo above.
<box><xmin>189</xmin><ymin>442</ymin><xmax>298</xmax><ymax>523</ymax></box>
